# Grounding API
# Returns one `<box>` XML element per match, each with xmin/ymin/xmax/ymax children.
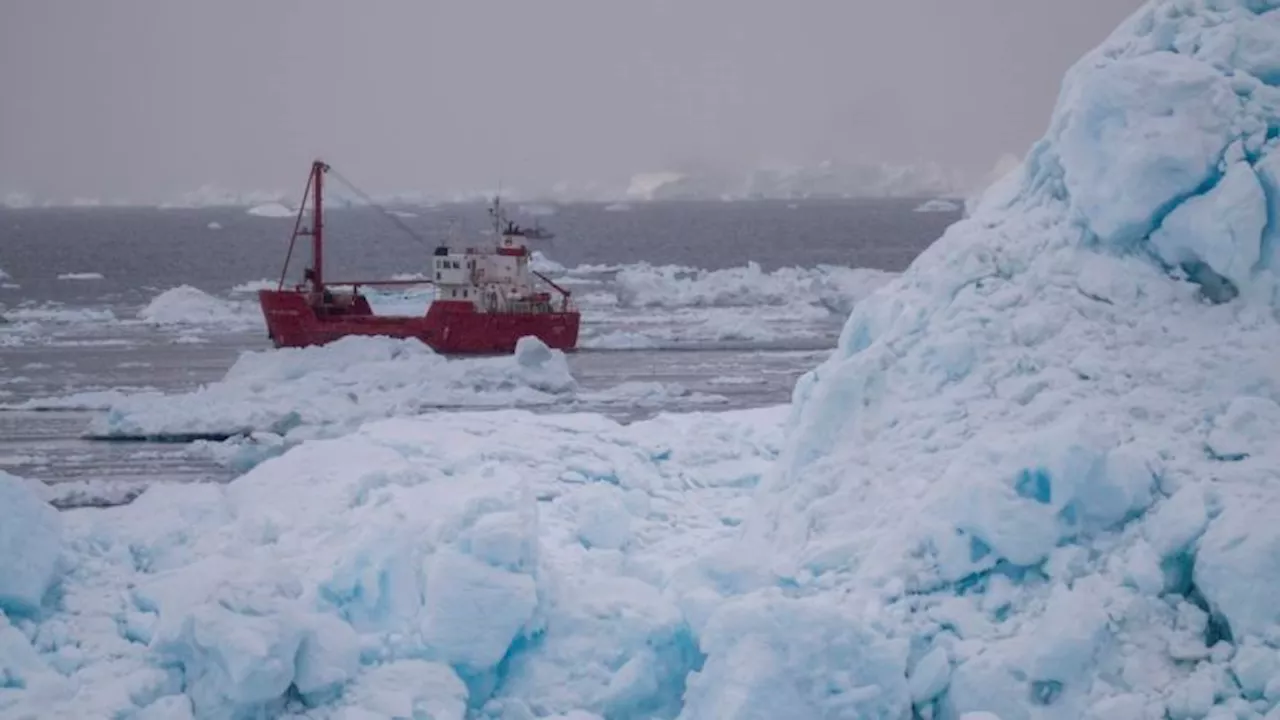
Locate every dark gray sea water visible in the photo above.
<box><xmin>0</xmin><ymin>198</ymin><xmax>957</xmax><ymax>506</ymax></box>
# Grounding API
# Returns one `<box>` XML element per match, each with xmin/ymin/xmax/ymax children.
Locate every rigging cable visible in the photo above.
<box><xmin>326</xmin><ymin>166</ymin><xmax>432</xmax><ymax>247</ymax></box>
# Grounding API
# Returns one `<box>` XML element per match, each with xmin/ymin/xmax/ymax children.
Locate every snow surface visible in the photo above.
<box><xmin>0</xmin><ymin>471</ymin><xmax>61</xmax><ymax>614</ymax></box>
<box><xmin>9</xmin><ymin>2</ymin><xmax>1280</xmax><ymax>718</ymax></box>
<box><xmin>677</xmin><ymin>2</ymin><xmax>1280</xmax><ymax>719</ymax></box>
<box><xmin>0</xmin><ymin>404</ymin><xmax>785</xmax><ymax>719</ymax></box>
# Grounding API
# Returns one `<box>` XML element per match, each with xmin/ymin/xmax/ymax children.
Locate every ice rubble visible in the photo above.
<box><xmin>81</xmin><ymin>336</ymin><xmax>725</xmax><ymax>460</ymax></box>
<box><xmin>612</xmin><ymin>261</ymin><xmax>896</xmax><ymax>316</ymax></box>
<box><xmin>8</xmin><ymin>1</ymin><xmax>1280</xmax><ymax>717</ymax></box>
<box><xmin>0</xmin><ymin>472</ymin><xmax>61</xmax><ymax>614</ymax></box>
<box><xmin>87</xmin><ymin>336</ymin><xmax>578</xmax><ymax>442</ymax></box>
<box><xmin>1</xmin><ymin>304</ymin><xmax>117</xmax><ymax>324</ymax></box>
<box><xmin>675</xmin><ymin>1</ymin><xmax>1280</xmax><ymax>719</ymax></box>
<box><xmin>0</xmin><ymin>404</ymin><xmax>785</xmax><ymax>719</ymax></box>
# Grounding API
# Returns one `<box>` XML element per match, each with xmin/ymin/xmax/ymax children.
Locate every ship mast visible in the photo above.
<box><xmin>309</xmin><ymin>160</ymin><xmax>328</xmax><ymax>292</ymax></box>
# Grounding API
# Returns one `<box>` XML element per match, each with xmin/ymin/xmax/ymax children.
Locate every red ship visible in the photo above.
<box><xmin>258</xmin><ymin>160</ymin><xmax>580</xmax><ymax>354</ymax></box>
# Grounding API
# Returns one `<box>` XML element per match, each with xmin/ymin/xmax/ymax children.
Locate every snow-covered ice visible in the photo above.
<box><xmin>1</xmin><ymin>304</ymin><xmax>117</xmax><ymax>324</ymax></box>
<box><xmin>85</xmin><ymin>335</ymin><xmax>578</xmax><ymax>442</ymax></box>
<box><xmin>611</xmin><ymin>261</ymin><xmax>894</xmax><ymax>316</ymax></box>
<box><xmin>675</xmin><ymin>2</ymin><xmax>1280</xmax><ymax>719</ymax></box>
<box><xmin>138</xmin><ymin>286</ymin><xmax>262</xmax><ymax>330</ymax></box>
<box><xmin>76</xmin><ymin>335</ymin><xmax>725</xmax><ymax>455</ymax></box>
<box><xmin>0</xmin><ymin>404</ymin><xmax>784</xmax><ymax>719</ymax></box>
<box><xmin>8</xmin><ymin>1</ymin><xmax>1280</xmax><ymax>718</ymax></box>
<box><xmin>0</xmin><ymin>471</ymin><xmax>61</xmax><ymax>614</ymax></box>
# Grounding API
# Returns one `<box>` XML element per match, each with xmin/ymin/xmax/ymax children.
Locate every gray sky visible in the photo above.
<box><xmin>0</xmin><ymin>0</ymin><xmax>1143</xmax><ymax>202</ymax></box>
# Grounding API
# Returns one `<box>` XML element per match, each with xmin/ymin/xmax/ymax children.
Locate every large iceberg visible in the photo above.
<box><xmin>679</xmin><ymin>1</ymin><xmax>1280</xmax><ymax>719</ymax></box>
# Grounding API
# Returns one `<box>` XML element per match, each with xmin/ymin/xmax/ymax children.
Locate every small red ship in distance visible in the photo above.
<box><xmin>257</xmin><ymin>160</ymin><xmax>580</xmax><ymax>354</ymax></box>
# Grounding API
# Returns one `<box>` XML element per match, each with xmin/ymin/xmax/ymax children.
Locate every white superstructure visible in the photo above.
<box><xmin>431</xmin><ymin>197</ymin><xmax>557</xmax><ymax>312</ymax></box>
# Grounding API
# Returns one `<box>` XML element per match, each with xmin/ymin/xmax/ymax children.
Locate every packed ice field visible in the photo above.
<box><xmin>7</xmin><ymin>0</ymin><xmax>1280</xmax><ymax>718</ymax></box>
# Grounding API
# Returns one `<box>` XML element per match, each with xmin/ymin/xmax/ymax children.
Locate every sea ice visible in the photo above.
<box><xmin>10</xmin><ymin>1</ymin><xmax>1280</xmax><ymax>719</ymax></box>
<box><xmin>612</xmin><ymin>261</ymin><xmax>894</xmax><ymax>314</ymax></box>
<box><xmin>0</xmin><ymin>471</ymin><xmax>61</xmax><ymax>614</ymax></box>
<box><xmin>86</xmin><ymin>335</ymin><xmax>575</xmax><ymax>440</ymax></box>
<box><xmin>138</xmin><ymin>285</ymin><xmax>262</xmax><ymax>329</ymax></box>
<box><xmin>914</xmin><ymin>198</ymin><xmax>963</xmax><ymax>213</ymax></box>
<box><xmin>1</xmin><ymin>404</ymin><xmax>785</xmax><ymax>719</ymax></box>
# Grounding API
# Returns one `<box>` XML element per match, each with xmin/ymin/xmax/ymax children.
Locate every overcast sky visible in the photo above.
<box><xmin>0</xmin><ymin>0</ymin><xmax>1144</xmax><ymax>202</ymax></box>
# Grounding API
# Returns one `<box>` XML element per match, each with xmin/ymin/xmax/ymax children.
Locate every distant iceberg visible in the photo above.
<box><xmin>913</xmin><ymin>198</ymin><xmax>962</xmax><ymax>213</ymax></box>
<box><xmin>56</xmin><ymin>272</ymin><xmax>104</xmax><ymax>281</ymax></box>
<box><xmin>158</xmin><ymin>185</ymin><xmax>287</xmax><ymax>209</ymax></box>
<box><xmin>2</xmin><ymin>192</ymin><xmax>33</xmax><ymax>209</ymax></box>
<box><xmin>624</xmin><ymin>171</ymin><xmax>692</xmax><ymax>201</ymax></box>
<box><xmin>245</xmin><ymin>202</ymin><xmax>296</xmax><ymax>218</ymax></box>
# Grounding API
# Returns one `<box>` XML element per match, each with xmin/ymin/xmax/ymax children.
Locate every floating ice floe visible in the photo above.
<box><xmin>78</xmin><ymin>335</ymin><xmax>724</xmax><ymax>451</ymax></box>
<box><xmin>228</xmin><ymin>279</ymin><xmax>275</xmax><ymax>294</ymax></box>
<box><xmin>913</xmin><ymin>198</ymin><xmax>963</xmax><ymax>213</ymax></box>
<box><xmin>0</xmin><ymin>304</ymin><xmax>117</xmax><ymax>324</ymax></box>
<box><xmin>138</xmin><ymin>286</ymin><xmax>262</xmax><ymax>330</ymax></box>
<box><xmin>56</xmin><ymin>272</ymin><xmax>104</xmax><ymax>281</ymax></box>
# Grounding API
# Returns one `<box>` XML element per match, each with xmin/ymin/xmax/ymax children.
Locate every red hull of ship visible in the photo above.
<box><xmin>258</xmin><ymin>290</ymin><xmax>580</xmax><ymax>354</ymax></box>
